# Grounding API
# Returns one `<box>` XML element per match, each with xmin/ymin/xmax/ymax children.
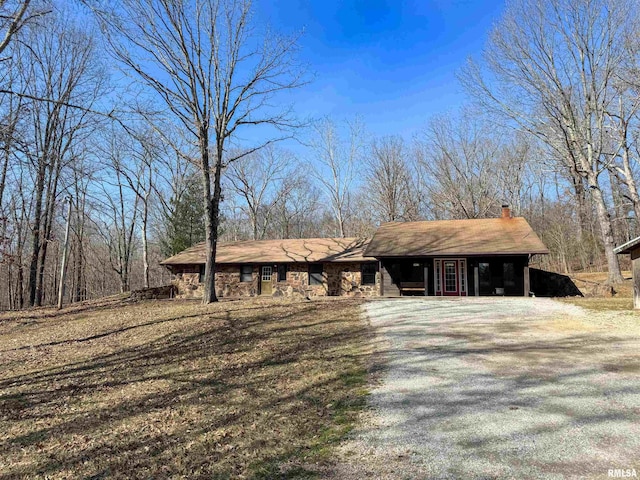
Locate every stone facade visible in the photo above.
<box><xmin>322</xmin><ymin>262</ymin><xmax>380</xmax><ymax>297</ymax></box>
<box><xmin>171</xmin><ymin>262</ymin><xmax>380</xmax><ymax>298</ymax></box>
<box><xmin>172</xmin><ymin>265</ymin><xmax>203</xmax><ymax>299</ymax></box>
<box><xmin>214</xmin><ymin>265</ymin><xmax>259</xmax><ymax>298</ymax></box>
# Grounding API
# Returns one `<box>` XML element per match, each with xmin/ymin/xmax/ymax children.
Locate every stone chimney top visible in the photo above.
<box><xmin>501</xmin><ymin>204</ymin><xmax>511</xmax><ymax>219</ymax></box>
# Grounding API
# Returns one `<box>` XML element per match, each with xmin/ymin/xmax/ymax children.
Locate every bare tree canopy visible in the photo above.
<box><xmin>418</xmin><ymin>111</ymin><xmax>501</xmax><ymax>220</ymax></box>
<box><xmin>99</xmin><ymin>0</ymin><xmax>306</xmax><ymax>302</ymax></box>
<box><xmin>2</xmin><ymin>0</ymin><xmax>640</xmax><ymax>310</ymax></box>
<box><xmin>309</xmin><ymin>117</ymin><xmax>365</xmax><ymax>238</ymax></box>
<box><xmin>226</xmin><ymin>145</ymin><xmax>297</xmax><ymax>241</ymax></box>
<box><xmin>0</xmin><ymin>0</ymin><xmax>50</xmax><ymax>58</ymax></box>
<box><xmin>460</xmin><ymin>0</ymin><xmax>640</xmax><ymax>283</ymax></box>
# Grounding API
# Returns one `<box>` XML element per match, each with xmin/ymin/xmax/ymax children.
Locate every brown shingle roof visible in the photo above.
<box><xmin>364</xmin><ymin>217</ymin><xmax>549</xmax><ymax>257</ymax></box>
<box><xmin>160</xmin><ymin>237</ymin><xmax>375</xmax><ymax>265</ymax></box>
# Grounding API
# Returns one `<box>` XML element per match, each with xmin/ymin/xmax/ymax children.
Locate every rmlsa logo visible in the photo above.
<box><xmin>609</xmin><ymin>469</ymin><xmax>637</xmax><ymax>478</ymax></box>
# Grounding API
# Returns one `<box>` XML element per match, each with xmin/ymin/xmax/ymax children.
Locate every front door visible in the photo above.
<box><xmin>442</xmin><ymin>260</ymin><xmax>459</xmax><ymax>296</ymax></box>
<box><xmin>261</xmin><ymin>266</ymin><xmax>273</xmax><ymax>295</ymax></box>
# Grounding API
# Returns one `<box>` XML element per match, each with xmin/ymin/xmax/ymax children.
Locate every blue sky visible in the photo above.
<box><xmin>255</xmin><ymin>0</ymin><xmax>505</xmax><ymax>139</ymax></box>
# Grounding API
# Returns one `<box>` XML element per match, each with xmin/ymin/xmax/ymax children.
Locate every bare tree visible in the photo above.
<box><xmin>606</xmin><ymin>92</ymin><xmax>640</xmax><ymax>228</ymax></box>
<box><xmin>149</xmin><ymin>126</ymin><xmax>206</xmax><ymax>255</ymax></box>
<box><xmin>115</xmin><ymin>127</ymin><xmax>160</xmax><ymax>289</ymax></box>
<box><xmin>20</xmin><ymin>14</ymin><xmax>104</xmax><ymax>306</ymax></box>
<box><xmin>417</xmin><ymin>111</ymin><xmax>500</xmax><ymax>219</ymax></box>
<box><xmin>226</xmin><ymin>145</ymin><xmax>294</xmax><ymax>240</ymax></box>
<box><xmin>98</xmin><ymin>130</ymin><xmax>140</xmax><ymax>293</ymax></box>
<box><xmin>364</xmin><ymin>136</ymin><xmax>416</xmax><ymax>223</ymax></box>
<box><xmin>69</xmin><ymin>151</ymin><xmax>95</xmax><ymax>302</ymax></box>
<box><xmin>309</xmin><ymin>117</ymin><xmax>365</xmax><ymax>237</ymax></box>
<box><xmin>460</xmin><ymin>0</ymin><xmax>639</xmax><ymax>283</ymax></box>
<box><xmin>0</xmin><ymin>0</ymin><xmax>49</xmax><ymax>59</ymax></box>
<box><xmin>494</xmin><ymin>134</ymin><xmax>539</xmax><ymax>216</ymax></box>
<box><xmin>0</xmin><ymin>56</ymin><xmax>25</xmax><ymax>213</ymax></box>
<box><xmin>100</xmin><ymin>0</ymin><xmax>305</xmax><ymax>303</ymax></box>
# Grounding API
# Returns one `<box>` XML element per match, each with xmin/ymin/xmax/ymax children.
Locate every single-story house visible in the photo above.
<box><xmin>161</xmin><ymin>237</ymin><xmax>378</xmax><ymax>298</ymax></box>
<box><xmin>161</xmin><ymin>206</ymin><xmax>549</xmax><ymax>298</ymax></box>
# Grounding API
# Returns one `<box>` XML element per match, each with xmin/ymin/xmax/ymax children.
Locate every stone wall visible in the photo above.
<box><xmin>214</xmin><ymin>265</ymin><xmax>259</xmax><ymax>298</ymax></box>
<box><xmin>270</xmin><ymin>262</ymin><xmax>380</xmax><ymax>298</ymax></box>
<box><xmin>130</xmin><ymin>285</ymin><xmax>177</xmax><ymax>300</ymax></box>
<box><xmin>171</xmin><ymin>262</ymin><xmax>380</xmax><ymax>298</ymax></box>
<box><xmin>172</xmin><ymin>264</ymin><xmax>259</xmax><ymax>299</ymax></box>
<box><xmin>324</xmin><ymin>262</ymin><xmax>380</xmax><ymax>297</ymax></box>
<box><xmin>271</xmin><ymin>263</ymin><xmax>315</xmax><ymax>297</ymax></box>
<box><xmin>172</xmin><ymin>264</ymin><xmax>203</xmax><ymax>299</ymax></box>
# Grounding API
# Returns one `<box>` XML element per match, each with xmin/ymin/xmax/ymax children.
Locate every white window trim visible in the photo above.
<box><xmin>459</xmin><ymin>260</ymin><xmax>466</xmax><ymax>293</ymax></box>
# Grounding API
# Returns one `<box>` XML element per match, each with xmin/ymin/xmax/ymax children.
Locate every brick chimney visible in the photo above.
<box><xmin>501</xmin><ymin>204</ymin><xmax>511</xmax><ymax>219</ymax></box>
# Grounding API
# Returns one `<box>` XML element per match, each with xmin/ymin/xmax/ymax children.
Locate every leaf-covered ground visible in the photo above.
<box><xmin>0</xmin><ymin>297</ymin><xmax>372</xmax><ymax>479</ymax></box>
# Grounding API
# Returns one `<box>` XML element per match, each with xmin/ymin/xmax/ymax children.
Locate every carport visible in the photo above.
<box><xmin>614</xmin><ymin>236</ymin><xmax>640</xmax><ymax>308</ymax></box>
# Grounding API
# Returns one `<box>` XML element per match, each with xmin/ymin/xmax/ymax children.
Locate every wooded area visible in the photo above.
<box><xmin>1</xmin><ymin>0</ymin><xmax>639</xmax><ymax>309</ymax></box>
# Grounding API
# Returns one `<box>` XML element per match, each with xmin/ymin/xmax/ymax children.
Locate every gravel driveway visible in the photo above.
<box><xmin>328</xmin><ymin>298</ymin><xmax>640</xmax><ymax>479</ymax></box>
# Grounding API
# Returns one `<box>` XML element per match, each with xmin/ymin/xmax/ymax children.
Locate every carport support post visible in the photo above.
<box><xmin>424</xmin><ymin>264</ymin><xmax>429</xmax><ymax>296</ymax></box>
<box><xmin>524</xmin><ymin>266</ymin><xmax>530</xmax><ymax>297</ymax></box>
<box><xmin>474</xmin><ymin>266</ymin><xmax>479</xmax><ymax>296</ymax></box>
<box><xmin>633</xmin><ymin>250</ymin><xmax>640</xmax><ymax>309</ymax></box>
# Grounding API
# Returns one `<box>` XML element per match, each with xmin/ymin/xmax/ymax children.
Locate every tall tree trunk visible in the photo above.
<box><xmin>141</xmin><ymin>199</ymin><xmax>149</xmax><ymax>289</ymax></box>
<box><xmin>35</xmin><ymin>158</ymin><xmax>61</xmax><ymax>306</ymax></box>
<box><xmin>608</xmin><ymin>169</ymin><xmax>627</xmax><ymax>243</ymax></box>
<box><xmin>72</xmin><ymin>173</ymin><xmax>86</xmax><ymax>302</ymax></box>
<box><xmin>201</xmin><ymin>128</ymin><xmax>217</xmax><ymax>304</ymax></box>
<box><xmin>569</xmin><ymin>167</ymin><xmax>588</xmax><ymax>242</ymax></box>
<box><xmin>73</xmin><ymin>239</ymin><xmax>84</xmax><ymax>302</ymax></box>
<box><xmin>0</xmin><ymin>100</ymin><xmax>20</xmax><ymax>212</ymax></box>
<box><xmin>57</xmin><ymin>198</ymin><xmax>72</xmax><ymax>309</ymax></box>
<box><xmin>7</xmin><ymin>264</ymin><xmax>13</xmax><ymax>310</ymax></box>
<box><xmin>587</xmin><ymin>171</ymin><xmax>623</xmax><ymax>284</ymax></box>
<box><xmin>17</xmin><ymin>261</ymin><xmax>24</xmax><ymax>309</ymax></box>
<box><xmin>28</xmin><ymin>161</ymin><xmax>46</xmax><ymax>306</ymax></box>
<box><xmin>337</xmin><ymin>211</ymin><xmax>345</xmax><ymax>238</ymax></box>
<box><xmin>35</xmin><ymin>238</ymin><xmax>47</xmax><ymax>305</ymax></box>
<box><xmin>253</xmin><ymin>218</ymin><xmax>258</xmax><ymax>241</ymax></box>
<box><xmin>0</xmin><ymin>128</ymin><xmax>11</xmax><ymax>210</ymax></box>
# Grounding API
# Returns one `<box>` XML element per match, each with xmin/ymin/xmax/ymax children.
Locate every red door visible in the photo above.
<box><xmin>442</xmin><ymin>260</ymin><xmax>459</xmax><ymax>296</ymax></box>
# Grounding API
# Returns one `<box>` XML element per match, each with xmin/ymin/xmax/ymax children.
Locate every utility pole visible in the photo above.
<box><xmin>57</xmin><ymin>197</ymin><xmax>72</xmax><ymax>310</ymax></box>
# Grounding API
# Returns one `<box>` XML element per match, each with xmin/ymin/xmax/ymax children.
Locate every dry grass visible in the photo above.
<box><xmin>561</xmin><ymin>270</ymin><xmax>637</xmax><ymax>312</ymax></box>
<box><xmin>560</xmin><ymin>296</ymin><xmax>635</xmax><ymax>312</ymax></box>
<box><xmin>570</xmin><ymin>270</ymin><xmax>632</xmax><ymax>295</ymax></box>
<box><xmin>0</xmin><ymin>297</ymin><xmax>372</xmax><ymax>479</ymax></box>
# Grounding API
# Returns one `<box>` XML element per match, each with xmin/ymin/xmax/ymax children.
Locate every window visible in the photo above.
<box><xmin>459</xmin><ymin>260</ymin><xmax>466</xmax><ymax>293</ymax></box>
<box><xmin>400</xmin><ymin>262</ymin><xmax>424</xmax><ymax>282</ymax></box>
<box><xmin>435</xmin><ymin>260</ymin><xmax>441</xmax><ymax>293</ymax></box>
<box><xmin>479</xmin><ymin>262</ymin><xmax>491</xmax><ymax>295</ymax></box>
<box><xmin>277</xmin><ymin>264</ymin><xmax>288</xmax><ymax>282</ymax></box>
<box><xmin>199</xmin><ymin>264</ymin><xmax>205</xmax><ymax>283</ymax></box>
<box><xmin>444</xmin><ymin>261</ymin><xmax>457</xmax><ymax>292</ymax></box>
<box><xmin>504</xmin><ymin>263</ymin><xmax>515</xmax><ymax>289</ymax></box>
<box><xmin>240</xmin><ymin>265</ymin><xmax>253</xmax><ymax>282</ymax></box>
<box><xmin>361</xmin><ymin>263</ymin><xmax>377</xmax><ymax>285</ymax></box>
<box><xmin>309</xmin><ymin>264</ymin><xmax>323</xmax><ymax>285</ymax></box>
